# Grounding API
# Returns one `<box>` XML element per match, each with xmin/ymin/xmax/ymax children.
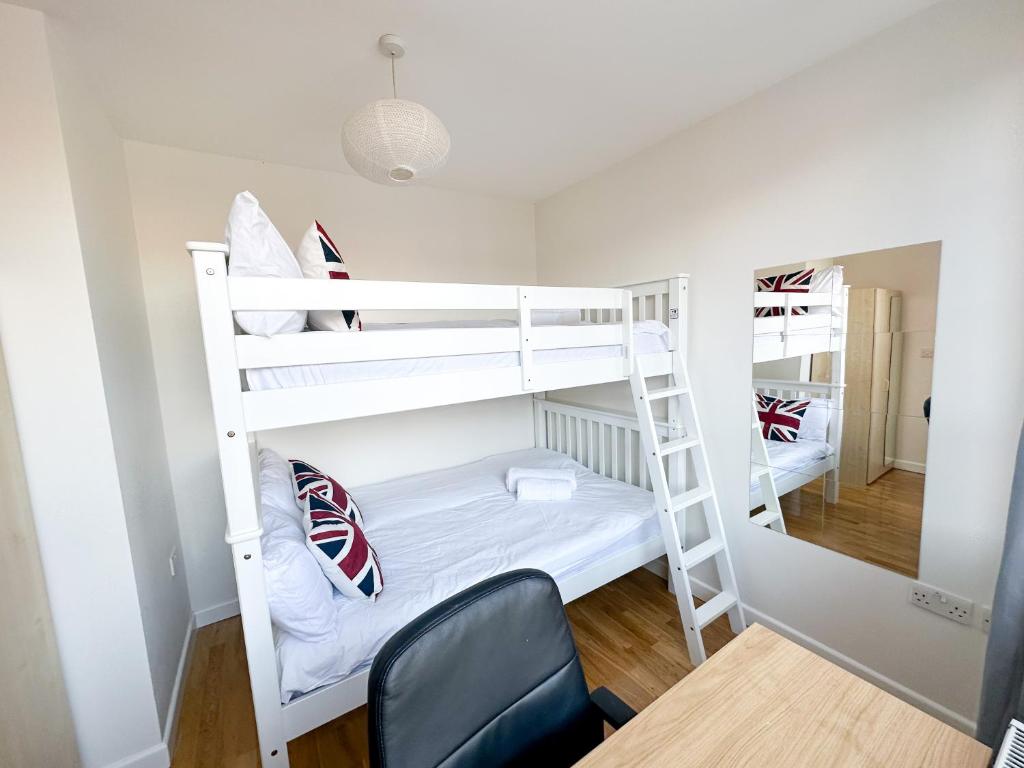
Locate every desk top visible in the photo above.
<box><xmin>576</xmin><ymin>623</ymin><xmax>989</xmax><ymax>767</ymax></box>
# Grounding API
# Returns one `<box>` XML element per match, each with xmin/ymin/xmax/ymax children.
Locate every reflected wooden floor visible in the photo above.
<box><xmin>171</xmin><ymin>568</ymin><xmax>734</xmax><ymax>768</ymax></box>
<box><xmin>774</xmin><ymin>469</ymin><xmax>924</xmax><ymax>577</ymax></box>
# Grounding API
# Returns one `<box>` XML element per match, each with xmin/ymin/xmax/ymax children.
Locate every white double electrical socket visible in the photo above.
<box><xmin>909</xmin><ymin>582</ymin><xmax>973</xmax><ymax>626</ymax></box>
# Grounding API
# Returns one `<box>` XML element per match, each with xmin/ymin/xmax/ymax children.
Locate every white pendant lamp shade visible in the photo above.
<box><xmin>342</xmin><ymin>34</ymin><xmax>451</xmax><ymax>186</ymax></box>
<box><xmin>342</xmin><ymin>98</ymin><xmax>451</xmax><ymax>185</ymax></box>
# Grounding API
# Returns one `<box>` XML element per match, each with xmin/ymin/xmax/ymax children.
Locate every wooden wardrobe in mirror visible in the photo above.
<box><xmin>814</xmin><ymin>287</ymin><xmax>903</xmax><ymax>486</ymax></box>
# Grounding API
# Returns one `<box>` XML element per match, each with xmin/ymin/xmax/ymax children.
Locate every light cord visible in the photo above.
<box><xmin>391</xmin><ymin>56</ymin><xmax>397</xmax><ymax>99</ymax></box>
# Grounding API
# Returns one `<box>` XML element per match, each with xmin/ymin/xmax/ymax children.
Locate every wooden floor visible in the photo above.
<box><xmin>773</xmin><ymin>468</ymin><xmax>924</xmax><ymax>577</ymax></box>
<box><xmin>171</xmin><ymin>568</ymin><xmax>735</xmax><ymax>768</ymax></box>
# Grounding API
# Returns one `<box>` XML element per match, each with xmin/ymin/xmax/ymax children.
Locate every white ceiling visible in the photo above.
<box><xmin>24</xmin><ymin>0</ymin><xmax>940</xmax><ymax>200</ymax></box>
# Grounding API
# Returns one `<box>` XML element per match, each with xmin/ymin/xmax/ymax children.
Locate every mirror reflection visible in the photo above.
<box><xmin>749</xmin><ymin>243</ymin><xmax>940</xmax><ymax>578</ymax></box>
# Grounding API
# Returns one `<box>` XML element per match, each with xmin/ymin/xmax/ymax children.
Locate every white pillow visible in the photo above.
<box><xmin>797</xmin><ymin>398</ymin><xmax>831</xmax><ymax>442</ymax></box>
<box><xmin>531</xmin><ymin>309</ymin><xmax>581</xmax><ymax>325</ymax></box>
<box><xmin>295</xmin><ymin>220</ymin><xmax>362</xmax><ymax>332</ymax></box>
<box><xmin>225</xmin><ymin>191</ymin><xmax>306</xmax><ymax>337</ymax></box>
<box><xmin>262</xmin><ymin>515</ymin><xmax>338</xmax><ymax>643</ymax></box>
<box><xmin>258</xmin><ymin>449</ymin><xmax>337</xmax><ymax>642</ymax></box>
<box><xmin>259</xmin><ymin>449</ymin><xmax>302</xmax><ymax>522</ymax></box>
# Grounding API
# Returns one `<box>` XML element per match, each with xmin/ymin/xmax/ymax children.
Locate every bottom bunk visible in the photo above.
<box><xmin>258</xmin><ymin>442</ymin><xmax>664</xmax><ymax>738</ymax></box>
<box><xmin>749</xmin><ymin>439</ymin><xmax>836</xmax><ymax>509</ymax></box>
<box><xmin>750</xmin><ymin>378</ymin><xmax>843</xmax><ymax>511</ymax></box>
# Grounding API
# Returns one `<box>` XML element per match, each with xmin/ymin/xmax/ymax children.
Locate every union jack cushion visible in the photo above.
<box><xmin>289</xmin><ymin>459</ymin><xmax>364</xmax><ymax>526</ymax></box>
<box><xmin>755</xmin><ymin>393</ymin><xmax>810</xmax><ymax>443</ymax></box>
<box><xmin>754</xmin><ymin>268</ymin><xmax>813</xmax><ymax>317</ymax></box>
<box><xmin>295</xmin><ymin>220</ymin><xmax>362</xmax><ymax>332</ymax></box>
<box><xmin>303</xmin><ymin>493</ymin><xmax>383</xmax><ymax>600</ymax></box>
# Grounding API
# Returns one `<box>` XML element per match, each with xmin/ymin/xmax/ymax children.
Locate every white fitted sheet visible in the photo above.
<box><xmin>750</xmin><ymin>438</ymin><xmax>834</xmax><ymax>494</ymax></box>
<box><xmin>275</xmin><ymin>447</ymin><xmax>658</xmax><ymax>702</ymax></box>
<box><xmin>245</xmin><ymin>319</ymin><xmax>670</xmax><ymax>391</ymax></box>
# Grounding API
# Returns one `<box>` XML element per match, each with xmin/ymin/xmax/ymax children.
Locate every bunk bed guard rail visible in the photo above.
<box><xmin>190</xmin><ymin>242</ymin><xmax>634</xmax><ymax>389</ymax></box>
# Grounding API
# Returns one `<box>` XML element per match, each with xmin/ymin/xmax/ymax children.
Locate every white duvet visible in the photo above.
<box><xmin>750</xmin><ymin>438</ymin><xmax>834</xmax><ymax>493</ymax></box>
<box><xmin>246</xmin><ymin>319</ymin><xmax>670</xmax><ymax>391</ymax></box>
<box><xmin>275</xmin><ymin>447</ymin><xmax>659</xmax><ymax>702</ymax></box>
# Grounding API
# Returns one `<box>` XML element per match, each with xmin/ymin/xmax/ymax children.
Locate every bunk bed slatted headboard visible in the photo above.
<box><xmin>534</xmin><ymin>399</ymin><xmax>674</xmax><ymax>492</ymax></box>
<box><xmin>752</xmin><ymin>379</ymin><xmax>842</xmax><ymax>400</ymax></box>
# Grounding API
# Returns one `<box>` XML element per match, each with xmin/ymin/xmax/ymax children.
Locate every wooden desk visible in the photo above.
<box><xmin>576</xmin><ymin>623</ymin><xmax>990</xmax><ymax>767</ymax></box>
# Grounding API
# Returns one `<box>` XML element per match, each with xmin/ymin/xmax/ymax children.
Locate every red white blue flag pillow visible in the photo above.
<box><xmin>289</xmin><ymin>459</ymin><xmax>364</xmax><ymax>526</ymax></box>
<box><xmin>295</xmin><ymin>220</ymin><xmax>362</xmax><ymax>332</ymax></box>
<box><xmin>755</xmin><ymin>393</ymin><xmax>810</xmax><ymax>443</ymax></box>
<box><xmin>754</xmin><ymin>268</ymin><xmax>814</xmax><ymax>317</ymax></box>
<box><xmin>303</xmin><ymin>493</ymin><xmax>383</xmax><ymax>600</ymax></box>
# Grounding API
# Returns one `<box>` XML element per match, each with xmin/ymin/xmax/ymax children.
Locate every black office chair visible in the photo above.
<box><xmin>368</xmin><ymin>569</ymin><xmax>637</xmax><ymax>768</ymax></box>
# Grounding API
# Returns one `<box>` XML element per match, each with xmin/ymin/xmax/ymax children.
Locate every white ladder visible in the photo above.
<box><xmin>629</xmin><ymin>349</ymin><xmax>745</xmax><ymax>666</ymax></box>
<box><xmin>749</xmin><ymin>395</ymin><xmax>787</xmax><ymax>533</ymax></box>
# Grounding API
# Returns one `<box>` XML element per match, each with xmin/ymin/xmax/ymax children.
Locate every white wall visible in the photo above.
<box><xmin>47</xmin><ymin>23</ymin><xmax>191</xmax><ymax>735</ymax></box>
<box><xmin>536</xmin><ymin>0</ymin><xmax>1023</xmax><ymax>726</ymax></box>
<box><xmin>123</xmin><ymin>142</ymin><xmax>538</xmax><ymax>617</ymax></box>
<box><xmin>0</xmin><ymin>4</ymin><xmax>164</xmax><ymax>765</ymax></box>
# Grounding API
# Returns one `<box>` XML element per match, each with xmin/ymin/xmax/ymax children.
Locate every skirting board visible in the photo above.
<box><xmin>102</xmin><ymin>614</ymin><xmax>195</xmax><ymax>768</ymax></box>
<box><xmin>641</xmin><ymin>559</ymin><xmax>975</xmax><ymax>734</ymax></box>
<box><xmin>194</xmin><ymin>598</ymin><xmax>240</xmax><ymax>628</ymax></box>
<box><xmin>104</xmin><ymin>742</ymin><xmax>169</xmax><ymax>768</ymax></box>
<box><xmin>163</xmin><ymin>614</ymin><xmax>196</xmax><ymax>758</ymax></box>
<box><xmin>890</xmin><ymin>458</ymin><xmax>927</xmax><ymax>474</ymax></box>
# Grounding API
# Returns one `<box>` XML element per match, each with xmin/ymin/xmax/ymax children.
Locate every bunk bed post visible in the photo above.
<box><xmin>188</xmin><ymin>243</ymin><xmax>289</xmax><ymax>768</ymax></box>
<box><xmin>621</xmin><ymin>290</ymin><xmax>634</xmax><ymax>377</ymax></box>
<box><xmin>666</xmin><ymin>276</ymin><xmax>688</xmax><ymax>496</ymax></box>
<box><xmin>533</xmin><ymin>393</ymin><xmax>548</xmax><ymax>449</ymax></box>
<box><xmin>517</xmin><ymin>287</ymin><xmax>535</xmax><ymax>389</ymax></box>
<box><xmin>669</xmin><ymin>275</ymin><xmax>687</xmax><ymax>359</ymax></box>
<box><xmin>825</xmin><ymin>285</ymin><xmax>849</xmax><ymax>504</ymax></box>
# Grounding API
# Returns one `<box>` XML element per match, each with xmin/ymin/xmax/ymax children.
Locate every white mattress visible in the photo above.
<box><xmin>750</xmin><ymin>438</ymin><xmax>834</xmax><ymax>494</ymax></box>
<box><xmin>276</xmin><ymin>447</ymin><xmax>659</xmax><ymax>702</ymax></box>
<box><xmin>246</xmin><ymin>319</ymin><xmax>670</xmax><ymax>391</ymax></box>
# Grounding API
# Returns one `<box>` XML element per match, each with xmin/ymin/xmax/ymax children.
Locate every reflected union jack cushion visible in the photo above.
<box><xmin>289</xmin><ymin>459</ymin><xmax>364</xmax><ymax>526</ymax></box>
<box><xmin>754</xmin><ymin>268</ymin><xmax>814</xmax><ymax>317</ymax></box>
<box><xmin>755</xmin><ymin>393</ymin><xmax>810</xmax><ymax>443</ymax></box>
<box><xmin>303</xmin><ymin>493</ymin><xmax>383</xmax><ymax>600</ymax></box>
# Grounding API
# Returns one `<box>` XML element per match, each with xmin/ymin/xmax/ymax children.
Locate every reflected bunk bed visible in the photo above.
<box><xmin>188</xmin><ymin>242</ymin><xmax>743</xmax><ymax>766</ymax></box>
<box><xmin>750</xmin><ymin>268</ymin><xmax>848</xmax><ymax>532</ymax></box>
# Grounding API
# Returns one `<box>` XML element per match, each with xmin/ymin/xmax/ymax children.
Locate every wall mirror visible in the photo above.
<box><xmin>748</xmin><ymin>243</ymin><xmax>940</xmax><ymax>578</ymax></box>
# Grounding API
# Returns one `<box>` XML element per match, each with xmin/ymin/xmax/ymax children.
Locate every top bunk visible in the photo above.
<box><xmin>188</xmin><ymin>242</ymin><xmax>684</xmax><ymax>432</ymax></box>
<box><xmin>752</xmin><ymin>265</ymin><xmax>848</xmax><ymax>363</ymax></box>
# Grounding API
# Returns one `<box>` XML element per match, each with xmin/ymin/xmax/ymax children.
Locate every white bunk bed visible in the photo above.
<box><xmin>750</xmin><ymin>273</ymin><xmax>848</xmax><ymax>513</ymax></box>
<box><xmin>188</xmin><ymin>241</ymin><xmax>693</xmax><ymax>765</ymax></box>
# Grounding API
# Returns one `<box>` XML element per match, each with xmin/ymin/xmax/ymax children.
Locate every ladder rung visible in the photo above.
<box><xmin>648</xmin><ymin>385</ymin><xmax>688</xmax><ymax>401</ymax></box>
<box><xmin>657</xmin><ymin>436</ymin><xmax>700</xmax><ymax>457</ymax></box>
<box><xmin>749</xmin><ymin>509</ymin><xmax>782</xmax><ymax>527</ymax></box>
<box><xmin>671</xmin><ymin>487</ymin><xmax>712</xmax><ymax>511</ymax></box>
<box><xmin>682</xmin><ymin>537</ymin><xmax>725</xmax><ymax>569</ymax></box>
<box><xmin>695</xmin><ymin>591</ymin><xmax>738</xmax><ymax>629</ymax></box>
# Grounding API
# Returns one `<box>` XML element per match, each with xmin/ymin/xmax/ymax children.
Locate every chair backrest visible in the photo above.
<box><xmin>368</xmin><ymin>569</ymin><xmax>602</xmax><ymax>768</ymax></box>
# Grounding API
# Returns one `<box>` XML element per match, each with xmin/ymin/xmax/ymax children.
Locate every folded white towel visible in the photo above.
<box><xmin>505</xmin><ymin>467</ymin><xmax>577</xmax><ymax>493</ymax></box>
<box><xmin>516</xmin><ymin>478</ymin><xmax>573</xmax><ymax>501</ymax></box>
